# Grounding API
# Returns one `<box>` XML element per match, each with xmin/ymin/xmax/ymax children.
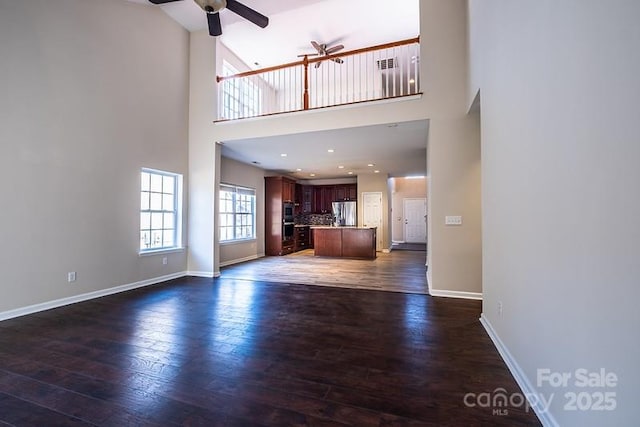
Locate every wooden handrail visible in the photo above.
<box><xmin>216</xmin><ymin>36</ymin><xmax>420</xmax><ymax>83</ymax></box>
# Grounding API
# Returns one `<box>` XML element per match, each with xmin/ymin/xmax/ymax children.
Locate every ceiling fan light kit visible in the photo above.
<box><xmin>149</xmin><ymin>0</ymin><xmax>268</xmax><ymax>37</ymax></box>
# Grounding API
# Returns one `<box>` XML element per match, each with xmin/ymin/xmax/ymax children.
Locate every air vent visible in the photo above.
<box><xmin>376</xmin><ymin>57</ymin><xmax>398</xmax><ymax>70</ymax></box>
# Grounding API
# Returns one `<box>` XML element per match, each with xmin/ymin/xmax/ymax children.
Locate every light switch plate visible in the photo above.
<box><xmin>445</xmin><ymin>215</ymin><xmax>462</xmax><ymax>225</ymax></box>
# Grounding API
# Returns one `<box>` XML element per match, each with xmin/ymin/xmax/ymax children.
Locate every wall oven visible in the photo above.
<box><xmin>283</xmin><ymin>222</ymin><xmax>295</xmax><ymax>241</ymax></box>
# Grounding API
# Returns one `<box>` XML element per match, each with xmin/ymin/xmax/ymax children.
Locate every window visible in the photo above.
<box><xmin>140</xmin><ymin>169</ymin><xmax>182</xmax><ymax>252</ymax></box>
<box><xmin>220</xmin><ymin>184</ymin><xmax>256</xmax><ymax>242</ymax></box>
<box><xmin>220</xmin><ymin>61</ymin><xmax>262</xmax><ymax>119</ymax></box>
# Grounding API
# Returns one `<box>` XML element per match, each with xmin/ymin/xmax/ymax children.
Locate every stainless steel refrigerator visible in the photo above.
<box><xmin>332</xmin><ymin>201</ymin><xmax>357</xmax><ymax>226</ymax></box>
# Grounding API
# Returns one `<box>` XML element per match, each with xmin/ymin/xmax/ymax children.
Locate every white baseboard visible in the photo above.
<box><xmin>187</xmin><ymin>271</ymin><xmax>216</xmax><ymax>278</ymax></box>
<box><xmin>219</xmin><ymin>253</ymin><xmax>264</xmax><ymax>267</ymax></box>
<box><xmin>429</xmin><ymin>289</ymin><xmax>483</xmax><ymax>300</ymax></box>
<box><xmin>0</xmin><ymin>271</ymin><xmax>187</xmax><ymax>322</ymax></box>
<box><xmin>480</xmin><ymin>314</ymin><xmax>558</xmax><ymax>427</ymax></box>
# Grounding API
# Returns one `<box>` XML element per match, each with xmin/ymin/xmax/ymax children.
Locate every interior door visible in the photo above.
<box><xmin>362</xmin><ymin>192</ymin><xmax>383</xmax><ymax>251</ymax></box>
<box><xmin>403</xmin><ymin>198</ymin><xmax>427</xmax><ymax>243</ymax></box>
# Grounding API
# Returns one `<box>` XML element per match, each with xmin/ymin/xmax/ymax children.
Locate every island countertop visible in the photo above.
<box><xmin>312</xmin><ymin>227</ymin><xmax>376</xmax><ymax>259</ymax></box>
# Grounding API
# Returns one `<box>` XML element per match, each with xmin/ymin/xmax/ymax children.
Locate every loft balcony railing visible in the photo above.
<box><xmin>216</xmin><ymin>37</ymin><xmax>420</xmax><ymax>121</ymax></box>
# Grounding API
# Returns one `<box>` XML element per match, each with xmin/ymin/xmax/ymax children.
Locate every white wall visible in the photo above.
<box><xmin>219</xmin><ymin>157</ymin><xmax>266</xmax><ymax>266</ymax></box>
<box><xmin>0</xmin><ymin>0</ymin><xmax>189</xmax><ymax>314</ymax></box>
<box><xmin>187</xmin><ymin>30</ymin><xmax>218</xmax><ymax>277</ymax></box>
<box><xmin>469</xmin><ymin>1</ymin><xmax>640</xmax><ymax>425</ymax></box>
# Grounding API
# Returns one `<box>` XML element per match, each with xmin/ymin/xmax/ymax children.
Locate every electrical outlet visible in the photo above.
<box><xmin>68</xmin><ymin>272</ymin><xmax>76</xmax><ymax>283</ymax></box>
<box><xmin>445</xmin><ymin>215</ymin><xmax>463</xmax><ymax>225</ymax></box>
<box><xmin>498</xmin><ymin>301</ymin><xmax>503</xmax><ymax>317</ymax></box>
<box><xmin>162</xmin><ymin>257</ymin><xmax>168</xmax><ymax>265</ymax></box>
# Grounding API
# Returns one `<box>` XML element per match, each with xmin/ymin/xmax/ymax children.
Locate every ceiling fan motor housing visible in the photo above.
<box><xmin>195</xmin><ymin>0</ymin><xmax>226</xmax><ymax>13</ymax></box>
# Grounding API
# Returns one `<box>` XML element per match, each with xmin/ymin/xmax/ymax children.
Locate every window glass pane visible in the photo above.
<box><xmin>141</xmin><ymin>212</ymin><xmax>151</xmax><ymax>230</ymax></box>
<box><xmin>151</xmin><ymin>212</ymin><xmax>163</xmax><ymax>229</ymax></box>
<box><xmin>151</xmin><ymin>230</ymin><xmax>163</xmax><ymax>248</ymax></box>
<box><xmin>163</xmin><ymin>194</ymin><xmax>174</xmax><ymax>211</ymax></box>
<box><xmin>163</xmin><ymin>176</ymin><xmax>175</xmax><ymax>194</ymax></box>
<box><xmin>163</xmin><ymin>213</ymin><xmax>175</xmax><ymax>229</ymax></box>
<box><xmin>150</xmin><ymin>193</ymin><xmax>162</xmax><ymax>210</ymax></box>
<box><xmin>141</xmin><ymin>231</ymin><xmax>151</xmax><ymax>249</ymax></box>
<box><xmin>220</xmin><ymin>227</ymin><xmax>232</xmax><ymax>241</ymax></box>
<box><xmin>141</xmin><ymin>192</ymin><xmax>150</xmax><ymax>210</ymax></box>
<box><xmin>141</xmin><ymin>172</ymin><xmax>150</xmax><ymax>191</ymax></box>
<box><xmin>163</xmin><ymin>229</ymin><xmax>174</xmax><ymax>247</ymax></box>
<box><xmin>150</xmin><ymin>173</ymin><xmax>162</xmax><ymax>192</ymax></box>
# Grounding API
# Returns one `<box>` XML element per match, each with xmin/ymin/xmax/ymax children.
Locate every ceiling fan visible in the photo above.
<box><xmin>300</xmin><ymin>41</ymin><xmax>345</xmax><ymax>68</ymax></box>
<box><xmin>149</xmin><ymin>0</ymin><xmax>268</xmax><ymax>37</ymax></box>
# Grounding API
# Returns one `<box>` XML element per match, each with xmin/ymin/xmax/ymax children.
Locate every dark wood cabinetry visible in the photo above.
<box><xmin>301</xmin><ymin>185</ymin><xmax>313</xmax><ymax>214</ymax></box>
<box><xmin>313</xmin><ymin>227</ymin><xmax>376</xmax><ymax>259</ymax></box>
<box><xmin>294</xmin><ymin>226</ymin><xmax>310</xmax><ymax>251</ymax></box>
<box><xmin>313</xmin><ymin>228</ymin><xmax>343</xmax><ymax>257</ymax></box>
<box><xmin>314</xmin><ymin>186</ymin><xmax>334</xmax><ymax>213</ymax></box>
<box><xmin>282</xmin><ymin>179</ymin><xmax>295</xmax><ymax>203</ymax></box>
<box><xmin>308</xmin><ymin>184</ymin><xmax>357</xmax><ymax>213</ymax></box>
<box><xmin>265</xmin><ymin>176</ymin><xmax>297</xmax><ymax>256</ymax></box>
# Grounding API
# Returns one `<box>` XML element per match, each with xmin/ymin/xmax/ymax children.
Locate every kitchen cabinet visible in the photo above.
<box><xmin>334</xmin><ymin>184</ymin><xmax>357</xmax><ymax>201</ymax></box>
<box><xmin>309</xmin><ymin>184</ymin><xmax>357</xmax><ymax>213</ymax></box>
<box><xmin>282</xmin><ymin>179</ymin><xmax>295</xmax><ymax>203</ymax></box>
<box><xmin>301</xmin><ymin>185</ymin><xmax>313</xmax><ymax>214</ymax></box>
<box><xmin>346</xmin><ymin>184</ymin><xmax>357</xmax><ymax>201</ymax></box>
<box><xmin>294</xmin><ymin>226</ymin><xmax>310</xmax><ymax>251</ymax></box>
<box><xmin>313</xmin><ymin>227</ymin><xmax>376</xmax><ymax>259</ymax></box>
<box><xmin>313</xmin><ymin>186</ymin><xmax>336</xmax><ymax>213</ymax></box>
<box><xmin>265</xmin><ymin>176</ymin><xmax>297</xmax><ymax>256</ymax></box>
<box><xmin>312</xmin><ymin>228</ymin><xmax>342</xmax><ymax>257</ymax></box>
<box><xmin>294</xmin><ymin>184</ymin><xmax>303</xmax><ymax>215</ymax></box>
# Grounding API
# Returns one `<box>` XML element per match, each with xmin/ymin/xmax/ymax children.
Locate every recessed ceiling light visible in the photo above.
<box><xmin>310</xmin><ymin>173</ymin><xmax>316</xmax><ymax>177</ymax></box>
<box><xmin>367</xmin><ymin>163</ymin><xmax>374</xmax><ymax>167</ymax></box>
<box><xmin>296</xmin><ymin>168</ymin><xmax>302</xmax><ymax>172</ymax></box>
<box><xmin>280</xmin><ymin>153</ymin><xmax>287</xmax><ymax>157</ymax></box>
<box><xmin>327</xmin><ymin>149</ymin><xmax>334</xmax><ymax>153</ymax></box>
<box><xmin>348</xmin><ymin>171</ymin><xmax>354</xmax><ymax>175</ymax></box>
<box><xmin>338</xmin><ymin>165</ymin><xmax>345</xmax><ymax>169</ymax></box>
<box><xmin>374</xmin><ymin>170</ymin><xmax>380</xmax><ymax>173</ymax></box>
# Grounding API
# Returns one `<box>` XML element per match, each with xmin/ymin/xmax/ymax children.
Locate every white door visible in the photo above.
<box><xmin>362</xmin><ymin>192</ymin><xmax>383</xmax><ymax>251</ymax></box>
<box><xmin>403</xmin><ymin>198</ymin><xmax>427</xmax><ymax>243</ymax></box>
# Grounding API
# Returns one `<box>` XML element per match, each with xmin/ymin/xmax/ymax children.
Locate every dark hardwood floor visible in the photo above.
<box><xmin>0</xmin><ymin>277</ymin><xmax>540</xmax><ymax>426</ymax></box>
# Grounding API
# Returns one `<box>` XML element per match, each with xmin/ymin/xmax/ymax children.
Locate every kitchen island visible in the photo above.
<box><xmin>312</xmin><ymin>226</ymin><xmax>377</xmax><ymax>259</ymax></box>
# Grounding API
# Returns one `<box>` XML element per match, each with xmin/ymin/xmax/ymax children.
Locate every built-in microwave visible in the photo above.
<box><xmin>283</xmin><ymin>202</ymin><xmax>294</xmax><ymax>222</ymax></box>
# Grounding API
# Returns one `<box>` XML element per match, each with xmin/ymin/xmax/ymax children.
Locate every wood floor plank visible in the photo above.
<box><xmin>0</xmin><ymin>272</ymin><xmax>540</xmax><ymax>426</ymax></box>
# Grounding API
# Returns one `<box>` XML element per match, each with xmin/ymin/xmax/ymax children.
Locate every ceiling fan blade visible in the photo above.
<box><xmin>330</xmin><ymin>58</ymin><xmax>344</xmax><ymax>64</ymax></box>
<box><xmin>225</xmin><ymin>0</ymin><xmax>269</xmax><ymax>28</ymax></box>
<box><xmin>148</xmin><ymin>0</ymin><xmax>182</xmax><ymax>4</ymax></box>
<box><xmin>314</xmin><ymin>62</ymin><xmax>322</xmax><ymax>69</ymax></box>
<box><xmin>325</xmin><ymin>44</ymin><xmax>344</xmax><ymax>55</ymax></box>
<box><xmin>311</xmin><ymin>41</ymin><xmax>322</xmax><ymax>53</ymax></box>
<box><xmin>207</xmin><ymin>12</ymin><xmax>222</xmax><ymax>36</ymax></box>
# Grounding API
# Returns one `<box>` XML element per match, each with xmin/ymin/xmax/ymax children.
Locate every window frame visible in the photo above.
<box><xmin>139</xmin><ymin>168</ymin><xmax>183</xmax><ymax>254</ymax></box>
<box><xmin>219</xmin><ymin>183</ymin><xmax>257</xmax><ymax>244</ymax></box>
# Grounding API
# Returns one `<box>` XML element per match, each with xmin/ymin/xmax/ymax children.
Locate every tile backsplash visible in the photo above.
<box><xmin>296</xmin><ymin>213</ymin><xmax>333</xmax><ymax>225</ymax></box>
